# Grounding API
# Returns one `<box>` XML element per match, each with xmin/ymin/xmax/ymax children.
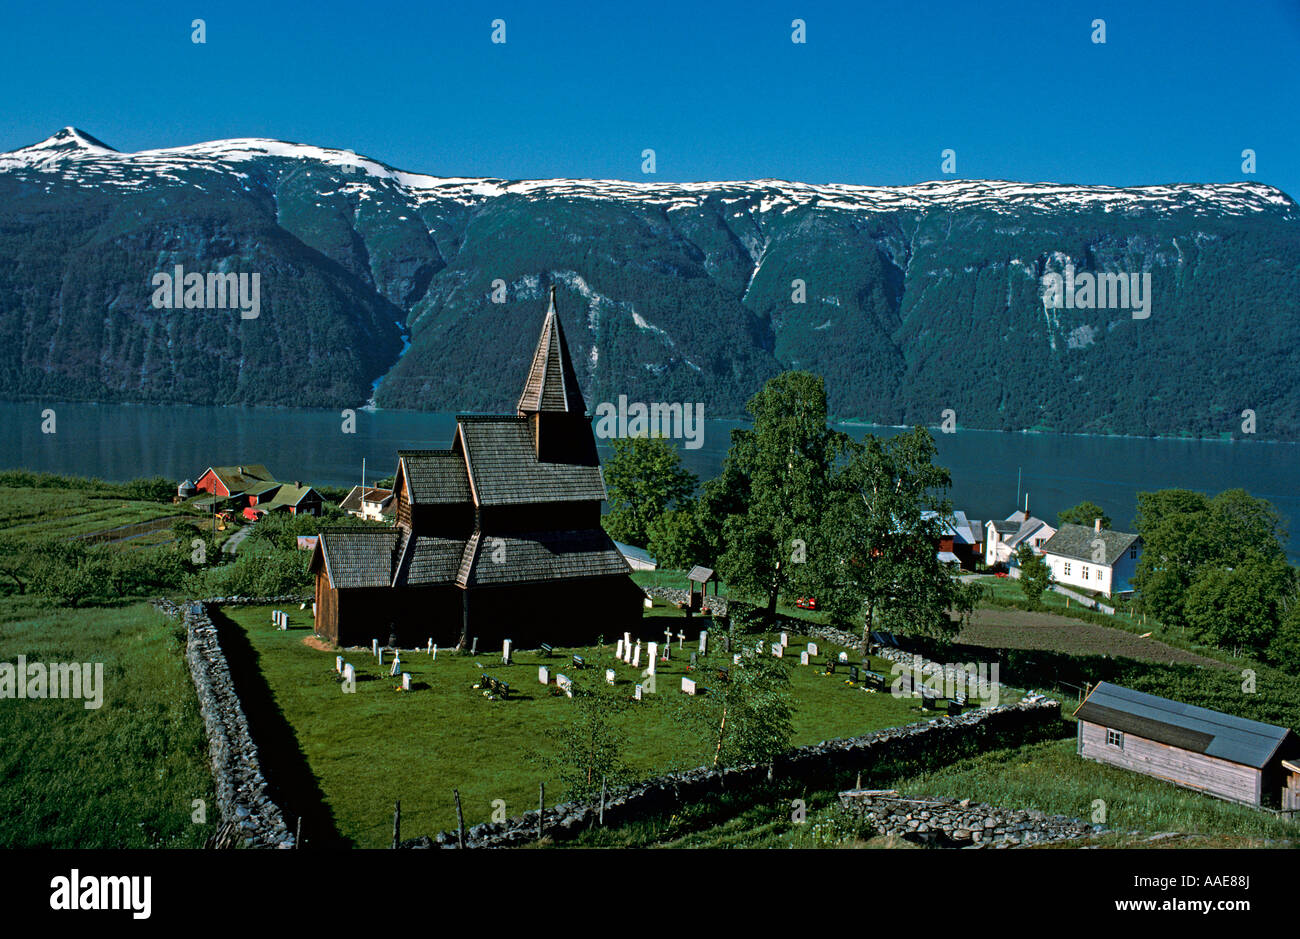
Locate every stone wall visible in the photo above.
<box><xmin>407</xmin><ymin>695</ymin><xmax>1062</xmax><ymax>849</ymax></box>
<box><xmin>154</xmin><ymin>598</ymin><xmax>296</xmax><ymax>848</ymax></box>
<box><xmin>836</xmin><ymin>790</ymin><xmax>1098</xmax><ymax>847</ymax></box>
<box><xmin>643</xmin><ymin>585</ymin><xmax>728</xmax><ymax>617</ymax></box>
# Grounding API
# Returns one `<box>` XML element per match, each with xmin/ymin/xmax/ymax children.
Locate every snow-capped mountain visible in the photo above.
<box><xmin>1</xmin><ymin>127</ymin><xmax>1298</xmax><ymax>439</ymax></box>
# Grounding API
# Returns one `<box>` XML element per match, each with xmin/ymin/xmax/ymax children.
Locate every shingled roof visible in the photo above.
<box><xmin>398</xmin><ymin>450</ymin><xmax>472</xmax><ymax>505</ymax></box>
<box><xmin>313</xmin><ymin>530</ymin><xmax>401</xmax><ymax>588</ymax></box>
<box><xmin>457</xmin><ymin>528</ymin><xmax>631</xmax><ymax>587</ymax></box>
<box><xmin>517</xmin><ymin>286</ymin><xmax>587</xmax><ymax>415</ymax></box>
<box><xmin>1074</xmin><ymin>682</ymin><xmax>1295</xmax><ymax>769</ymax></box>
<box><xmin>1042</xmin><ymin>524</ymin><xmax>1139</xmax><ymax>566</ymax></box>
<box><xmin>203</xmin><ymin>463</ymin><xmax>276</xmax><ymax>494</ymax></box>
<box><xmin>457</xmin><ymin>417</ymin><xmax>606</xmax><ymax>505</ymax></box>
<box><xmin>392</xmin><ymin>534</ymin><xmax>467</xmax><ymax>587</ymax></box>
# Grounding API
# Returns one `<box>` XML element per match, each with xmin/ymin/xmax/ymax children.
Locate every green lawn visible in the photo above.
<box><xmin>0</xmin><ymin>485</ymin><xmax>193</xmax><ymax>541</ymax></box>
<box><xmin>0</xmin><ymin>599</ymin><xmax>216</xmax><ymax>848</ymax></box>
<box><xmin>217</xmin><ymin>600</ymin><xmax>953</xmax><ymax>848</ymax></box>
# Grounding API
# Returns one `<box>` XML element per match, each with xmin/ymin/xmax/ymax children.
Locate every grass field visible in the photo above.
<box><xmin>0</xmin><ymin>485</ymin><xmax>195</xmax><ymax>541</ymax></box>
<box><xmin>0</xmin><ymin>599</ymin><xmax>216</xmax><ymax>848</ymax></box>
<box><xmin>216</xmin><ymin>600</ymin><xmax>957</xmax><ymax>848</ymax></box>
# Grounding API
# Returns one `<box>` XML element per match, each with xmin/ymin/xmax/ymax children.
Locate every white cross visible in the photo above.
<box><xmin>676</xmin><ymin>630</ymin><xmax>685</xmax><ymax>649</ymax></box>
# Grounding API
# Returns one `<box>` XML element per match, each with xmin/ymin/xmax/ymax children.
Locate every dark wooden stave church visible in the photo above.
<box><xmin>310</xmin><ymin>288</ymin><xmax>645</xmax><ymax>648</ymax></box>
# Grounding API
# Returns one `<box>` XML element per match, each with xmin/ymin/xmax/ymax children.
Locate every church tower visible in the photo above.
<box><xmin>516</xmin><ymin>286</ymin><xmax>598</xmax><ymax>466</ymax></box>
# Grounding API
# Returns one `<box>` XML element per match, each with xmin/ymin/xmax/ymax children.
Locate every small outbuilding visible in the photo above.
<box><xmin>1075</xmin><ymin>681</ymin><xmax>1300</xmax><ymax>807</ymax></box>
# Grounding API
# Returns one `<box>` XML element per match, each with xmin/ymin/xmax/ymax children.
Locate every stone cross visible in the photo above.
<box><xmin>538</xmin><ymin>666</ymin><xmax>549</xmax><ymax>685</ymax></box>
<box><xmin>664</xmin><ymin>627</ymin><xmax>673</xmax><ymax>648</ymax></box>
<box><xmin>677</xmin><ymin>630</ymin><xmax>685</xmax><ymax>649</ymax></box>
<box><xmin>605</xmin><ymin>668</ymin><xmax>616</xmax><ymax>686</ymax></box>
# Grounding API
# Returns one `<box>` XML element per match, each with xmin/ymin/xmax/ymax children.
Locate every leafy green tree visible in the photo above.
<box><xmin>540</xmin><ymin>683</ymin><xmax>633</xmax><ymax>802</ymax></box>
<box><xmin>1058</xmin><ymin>501</ymin><xmax>1111</xmax><ymax>529</ymax></box>
<box><xmin>712</xmin><ymin>372</ymin><xmax>850</xmax><ymax>624</ymax></box>
<box><xmin>1015</xmin><ymin>543</ymin><xmax>1052</xmax><ymax>608</ymax></box>
<box><xmin>815</xmin><ymin>427</ymin><xmax>980</xmax><ymax>651</ymax></box>
<box><xmin>1183</xmin><ymin>557</ymin><xmax>1295</xmax><ymax>653</ymax></box>
<box><xmin>1267</xmin><ymin>600</ymin><xmax>1300</xmax><ymax>673</ymax></box>
<box><xmin>601</xmin><ymin>437</ymin><xmax>697</xmax><ymax>547</ymax></box>
<box><xmin>646</xmin><ymin>503</ymin><xmax>709</xmax><ymax>571</ymax></box>
<box><xmin>679</xmin><ymin>629</ymin><xmax>794</xmax><ymax>768</ymax></box>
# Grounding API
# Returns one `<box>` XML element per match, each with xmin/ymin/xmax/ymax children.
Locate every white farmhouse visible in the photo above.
<box><xmin>984</xmin><ymin>510</ymin><xmax>1055</xmax><ymax>568</ymax></box>
<box><xmin>1040</xmin><ymin>520</ymin><xmax>1142</xmax><ymax>597</ymax></box>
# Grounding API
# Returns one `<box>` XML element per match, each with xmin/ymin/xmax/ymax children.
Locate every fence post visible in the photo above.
<box><xmin>392</xmin><ymin>799</ymin><xmax>401</xmax><ymax>849</ymax></box>
<box><xmin>454</xmin><ymin>789</ymin><xmax>466</xmax><ymax>849</ymax></box>
<box><xmin>538</xmin><ymin>782</ymin><xmax>545</xmax><ymax>841</ymax></box>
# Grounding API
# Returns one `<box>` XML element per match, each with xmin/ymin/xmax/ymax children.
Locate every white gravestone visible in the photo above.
<box><xmin>557</xmin><ymin>674</ymin><xmax>573</xmax><ymax>698</ymax></box>
<box><xmin>677</xmin><ymin>631</ymin><xmax>685</xmax><ymax>649</ymax></box>
<box><xmin>647</xmin><ymin>642</ymin><xmax>657</xmax><ymax>675</ymax></box>
<box><xmin>372</xmin><ymin>638</ymin><xmax>379</xmax><ymax>657</ymax></box>
<box><xmin>632</xmin><ymin>642</ymin><xmax>642</xmax><ymax>668</ymax></box>
<box><xmin>538</xmin><ymin>666</ymin><xmax>549</xmax><ymax>685</ymax></box>
<box><xmin>772</xmin><ymin>643</ymin><xmax>783</xmax><ymax>657</ymax></box>
<box><xmin>634</xmin><ymin>684</ymin><xmax>643</xmax><ymax>701</ymax></box>
<box><xmin>733</xmin><ymin>653</ymin><xmax>742</xmax><ymax>665</ymax></box>
<box><xmin>343</xmin><ymin>663</ymin><xmax>355</xmax><ymax>684</ymax></box>
<box><xmin>682</xmin><ymin>677</ymin><xmax>697</xmax><ymax>696</ymax></box>
<box><xmin>699</xmin><ymin>631</ymin><xmax>708</xmax><ymax>654</ymax></box>
<box><xmin>502</xmin><ymin>639</ymin><xmax>512</xmax><ymax>665</ymax></box>
<box><xmin>839</xmin><ymin>651</ymin><xmax>849</xmax><ymax>663</ymax></box>
<box><xmin>401</xmin><ymin>673</ymin><xmax>411</xmax><ymax>691</ymax></box>
<box><xmin>605</xmin><ymin>668</ymin><xmax>616</xmax><ymax>686</ymax></box>
<box><xmin>800</xmin><ymin>651</ymin><xmax>810</xmax><ymax>666</ymax></box>
<box><xmin>615</xmin><ymin>639</ymin><xmax>624</xmax><ymax>660</ymax></box>
<box><xmin>390</xmin><ymin>657</ymin><xmax>400</xmax><ymax>677</ymax></box>
<box><xmin>377</xmin><ymin>649</ymin><xmax>384</xmax><ymax>666</ymax></box>
<box><xmin>623</xmin><ymin>631</ymin><xmax>632</xmax><ymax>651</ymax></box>
<box><xmin>779</xmin><ymin>631</ymin><xmax>788</xmax><ymax>647</ymax></box>
<box><xmin>432</xmin><ymin>644</ymin><xmax>438</xmax><ymax>661</ymax></box>
<box><xmin>427</xmin><ymin>638</ymin><xmax>433</xmax><ymax>654</ymax></box>
<box><xmin>644</xmin><ymin>596</ymin><xmax>653</xmax><ymax>609</ymax></box>
<box><xmin>335</xmin><ymin>655</ymin><xmax>343</xmax><ymax>674</ymax></box>
<box><xmin>807</xmin><ymin>642</ymin><xmax>819</xmax><ymax>657</ymax></box>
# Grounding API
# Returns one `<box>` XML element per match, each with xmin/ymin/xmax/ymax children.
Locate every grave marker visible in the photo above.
<box><xmin>539</xmin><ymin>666</ymin><xmax>550</xmax><ymax>685</ymax></box>
<box><xmin>615</xmin><ymin>639</ymin><xmax>624</xmax><ymax>660</ymax></box>
<box><xmin>557</xmin><ymin>674</ymin><xmax>573</xmax><ymax>697</ymax></box>
<box><xmin>800</xmin><ymin>651</ymin><xmax>809</xmax><ymax>666</ymax></box>
<box><xmin>470</xmin><ymin>637</ymin><xmax>478</xmax><ymax>656</ymax></box>
<box><xmin>632</xmin><ymin>642</ymin><xmax>641</xmax><ymax>668</ymax></box>
<box><xmin>401</xmin><ymin>673</ymin><xmax>411</xmax><ymax>691</ymax></box>
<box><xmin>772</xmin><ymin>643</ymin><xmax>783</xmax><ymax>657</ymax></box>
<box><xmin>335</xmin><ymin>655</ymin><xmax>343</xmax><ymax>674</ymax></box>
<box><xmin>839</xmin><ymin>651</ymin><xmax>849</xmax><ymax>663</ymax></box>
<box><xmin>699</xmin><ymin>630</ymin><xmax>708</xmax><ymax>654</ymax></box>
<box><xmin>343</xmin><ymin>663</ymin><xmax>355</xmax><ymax>684</ymax></box>
<box><xmin>681</xmin><ymin>677</ymin><xmax>697</xmax><ymax>696</ymax></box>
<box><xmin>780</xmin><ymin>631</ymin><xmax>789</xmax><ymax>647</ymax></box>
<box><xmin>427</xmin><ymin>638</ymin><xmax>433</xmax><ymax>655</ymax></box>
<box><xmin>378</xmin><ymin>649</ymin><xmax>384</xmax><ymax>666</ymax></box>
<box><xmin>647</xmin><ymin>642</ymin><xmax>657</xmax><ymax>675</ymax></box>
<box><xmin>807</xmin><ymin>642</ymin><xmax>819</xmax><ymax>657</ymax></box>
<box><xmin>733</xmin><ymin>653</ymin><xmax>742</xmax><ymax>665</ymax></box>
<box><xmin>502</xmin><ymin>639</ymin><xmax>512</xmax><ymax>665</ymax></box>
<box><xmin>372</xmin><ymin>638</ymin><xmax>379</xmax><ymax>657</ymax></box>
<box><xmin>677</xmin><ymin>630</ymin><xmax>685</xmax><ymax>649</ymax></box>
<box><xmin>605</xmin><ymin>668</ymin><xmax>616</xmax><ymax>686</ymax></box>
<box><xmin>634</xmin><ymin>684</ymin><xmax>643</xmax><ymax>701</ymax></box>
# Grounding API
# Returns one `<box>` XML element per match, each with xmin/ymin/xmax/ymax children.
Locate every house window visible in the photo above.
<box><xmin>1063</xmin><ymin>561</ymin><xmax>1071</xmax><ymax>576</ymax></box>
<box><xmin>1130</xmin><ymin>546</ymin><xmax>1138</xmax><ymax>559</ymax></box>
<box><xmin>1082</xmin><ymin>566</ymin><xmax>1089</xmax><ymax>580</ymax></box>
<box><xmin>1097</xmin><ymin>569</ymin><xmax>1106</xmax><ymax>582</ymax></box>
<box><xmin>1106</xmin><ymin>728</ymin><xmax>1124</xmax><ymax>748</ymax></box>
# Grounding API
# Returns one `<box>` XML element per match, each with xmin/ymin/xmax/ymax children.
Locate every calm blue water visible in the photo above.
<box><xmin>4</xmin><ymin>402</ymin><xmax>1298</xmax><ymax>559</ymax></box>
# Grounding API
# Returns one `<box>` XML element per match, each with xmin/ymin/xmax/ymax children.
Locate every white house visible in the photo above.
<box><xmin>339</xmin><ymin>485</ymin><xmax>395</xmax><ymax>522</ymax></box>
<box><xmin>984</xmin><ymin>510</ymin><xmax>1056</xmax><ymax>567</ymax></box>
<box><xmin>1040</xmin><ymin>520</ymin><xmax>1141</xmax><ymax>597</ymax></box>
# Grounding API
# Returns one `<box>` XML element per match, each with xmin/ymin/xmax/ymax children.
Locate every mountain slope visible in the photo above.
<box><xmin>1</xmin><ymin>127</ymin><xmax>1298</xmax><ymax>438</ymax></box>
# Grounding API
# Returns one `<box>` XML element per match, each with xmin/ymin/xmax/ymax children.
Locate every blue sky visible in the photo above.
<box><xmin>2</xmin><ymin>0</ymin><xmax>1297</xmax><ymax>196</ymax></box>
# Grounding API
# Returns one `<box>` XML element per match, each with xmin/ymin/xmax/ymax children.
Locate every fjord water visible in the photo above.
<box><xmin>4</xmin><ymin>402</ymin><xmax>1298</xmax><ymax>559</ymax></box>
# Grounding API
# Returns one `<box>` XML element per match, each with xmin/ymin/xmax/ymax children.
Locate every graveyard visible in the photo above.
<box><xmin>216</xmin><ymin>597</ymin><xmax>956</xmax><ymax>848</ymax></box>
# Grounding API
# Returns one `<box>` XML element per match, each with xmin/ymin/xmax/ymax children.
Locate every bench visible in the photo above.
<box><xmin>480</xmin><ymin>673</ymin><xmax>511</xmax><ymax>699</ymax></box>
<box><xmin>539</xmin><ymin>643</ymin><xmax>554</xmax><ymax>657</ymax></box>
<box><xmin>572</xmin><ymin>654</ymin><xmax>586</xmax><ymax>669</ymax></box>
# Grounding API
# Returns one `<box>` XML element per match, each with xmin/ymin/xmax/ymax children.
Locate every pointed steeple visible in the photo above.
<box><xmin>517</xmin><ymin>285</ymin><xmax>587</xmax><ymax>415</ymax></box>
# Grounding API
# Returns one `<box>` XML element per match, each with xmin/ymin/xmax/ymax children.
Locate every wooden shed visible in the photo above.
<box><xmin>1075</xmin><ymin>681</ymin><xmax>1300</xmax><ymax>807</ymax></box>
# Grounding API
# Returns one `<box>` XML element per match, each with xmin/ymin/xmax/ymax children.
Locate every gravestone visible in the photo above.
<box><xmin>390</xmin><ymin>657</ymin><xmax>400</xmax><ymax>677</ymax></box>
<box><xmin>772</xmin><ymin>643</ymin><xmax>783</xmax><ymax>657</ymax></box>
<box><xmin>538</xmin><ymin>666</ymin><xmax>549</xmax><ymax>685</ymax></box>
<box><xmin>343</xmin><ymin>663</ymin><xmax>355</xmax><ymax>684</ymax></box>
<box><xmin>557</xmin><ymin>674</ymin><xmax>573</xmax><ymax>698</ymax></box>
<box><xmin>335</xmin><ymin>655</ymin><xmax>343</xmax><ymax>674</ymax></box>
<box><xmin>647</xmin><ymin>642</ymin><xmax>657</xmax><ymax>675</ymax></box>
<box><xmin>470</xmin><ymin>637</ymin><xmax>478</xmax><ymax>656</ymax></box>
<box><xmin>733</xmin><ymin>653</ymin><xmax>741</xmax><ymax>665</ymax></box>
<box><xmin>634</xmin><ymin>684</ymin><xmax>643</xmax><ymax>701</ymax></box>
<box><xmin>378</xmin><ymin>649</ymin><xmax>384</xmax><ymax>666</ymax></box>
<box><xmin>632</xmin><ymin>642</ymin><xmax>641</xmax><ymax>668</ymax></box>
<box><xmin>615</xmin><ymin>639</ymin><xmax>624</xmax><ymax>660</ymax></box>
<box><xmin>780</xmin><ymin>631</ymin><xmax>788</xmax><ymax>647</ymax></box>
<box><xmin>677</xmin><ymin>630</ymin><xmax>685</xmax><ymax>649</ymax></box>
<box><xmin>690</xmin><ymin>653</ymin><xmax>698</xmax><ymax>668</ymax></box>
<box><xmin>605</xmin><ymin>668</ymin><xmax>616</xmax><ymax>686</ymax></box>
<box><xmin>698</xmin><ymin>630</ymin><xmax>708</xmax><ymax>654</ymax></box>
<box><xmin>427</xmin><ymin>638</ymin><xmax>433</xmax><ymax>654</ymax></box>
<box><xmin>623</xmin><ymin>631</ymin><xmax>632</xmax><ymax>652</ymax></box>
<box><xmin>272</xmin><ymin>611</ymin><xmax>277</xmax><ymax>626</ymax></box>
<box><xmin>838</xmin><ymin>651</ymin><xmax>849</xmax><ymax>663</ymax></box>
<box><xmin>807</xmin><ymin>642</ymin><xmax>819</xmax><ymax>656</ymax></box>
<box><xmin>502</xmin><ymin>639</ymin><xmax>512</xmax><ymax>665</ymax></box>
<box><xmin>849</xmin><ymin>665</ymin><xmax>860</xmax><ymax>683</ymax></box>
<box><xmin>372</xmin><ymin>638</ymin><xmax>379</xmax><ymax>657</ymax></box>
<box><xmin>432</xmin><ymin>644</ymin><xmax>438</xmax><ymax>661</ymax></box>
<box><xmin>663</xmin><ymin>628</ymin><xmax>673</xmax><ymax>649</ymax></box>
<box><xmin>800</xmin><ymin>651</ymin><xmax>810</xmax><ymax>666</ymax></box>
<box><xmin>682</xmin><ymin>677</ymin><xmax>697</xmax><ymax>696</ymax></box>
<box><xmin>401</xmin><ymin>673</ymin><xmax>411</xmax><ymax>691</ymax></box>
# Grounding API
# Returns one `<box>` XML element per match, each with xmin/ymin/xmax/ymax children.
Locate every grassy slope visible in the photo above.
<box><xmin>218</xmin><ymin>600</ymin><xmax>951</xmax><ymax>848</ymax></box>
<box><xmin>0</xmin><ymin>486</ymin><xmax>187</xmax><ymax>540</ymax></box>
<box><xmin>0</xmin><ymin>599</ymin><xmax>216</xmax><ymax>848</ymax></box>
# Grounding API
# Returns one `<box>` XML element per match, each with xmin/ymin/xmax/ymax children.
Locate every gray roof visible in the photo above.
<box><xmin>457</xmin><ymin>417</ymin><xmax>606</xmax><ymax>505</ymax></box>
<box><xmin>1042</xmin><ymin>524</ymin><xmax>1139</xmax><ymax>566</ymax></box>
<box><xmin>398</xmin><ymin>450</ymin><xmax>472</xmax><ymax>505</ymax></box>
<box><xmin>314</xmin><ymin>530</ymin><xmax>401</xmax><ymax>588</ymax></box>
<box><xmin>392</xmin><ymin>533</ymin><xmax>466</xmax><ymax>587</ymax></box>
<box><xmin>457</xmin><ymin>529</ymin><xmax>631</xmax><ymax>587</ymax></box>
<box><xmin>688</xmin><ymin>565</ymin><xmax>717</xmax><ymax>583</ymax></box>
<box><xmin>517</xmin><ymin>287</ymin><xmax>587</xmax><ymax>415</ymax></box>
<box><xmin>989</xmin><ymin>520</ymin><xmax>1019</xmax><ymax>535</ymax></box>
<box><xmin>1075</xmin><ymin>682</ymin><xmax>1295</xmax><ymax>769</ymax></box>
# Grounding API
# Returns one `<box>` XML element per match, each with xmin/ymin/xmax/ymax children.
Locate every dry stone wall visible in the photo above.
<box><xmin>154</xmin><ymin>597</ymin><xmax>297</xmax><ymax>848</ymax></box>
<box><xmin>837</xmin><ymin>791</ymin><xmax>1098</xmax><ymax>847</ymax></box>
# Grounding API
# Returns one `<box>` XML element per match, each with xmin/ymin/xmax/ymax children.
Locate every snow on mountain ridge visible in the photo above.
<box><xmin>0</xmin><ymin>129</ymin><xmax>1293</xmax><ymax>218</ymax></box>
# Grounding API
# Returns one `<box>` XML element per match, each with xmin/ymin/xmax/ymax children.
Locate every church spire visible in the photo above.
<box><xmin>517</xmin><ymin>285</ymin><xmax>587</xmax><ymax>416</ymax></box>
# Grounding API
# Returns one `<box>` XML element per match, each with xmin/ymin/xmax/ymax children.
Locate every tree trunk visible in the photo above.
<box><xmin>861</xmin><ymin>601</ymin><xmax>875</xmax><ymax>659</ymax></box>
